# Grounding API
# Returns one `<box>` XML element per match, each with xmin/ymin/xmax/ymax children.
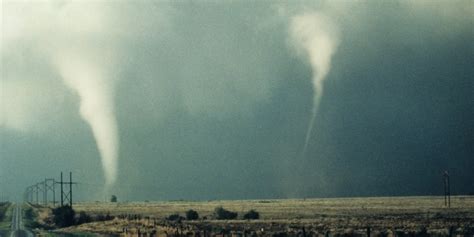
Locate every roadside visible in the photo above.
<box><xmin>22</xmin><ymin>204</ymin><xmax>96</xmax><ymax>237</ymax></box>
<box><xmin>22</xmin><ymin>204</ymin><xmax>43</xmax><ymax>231</ymax></box>
<box><xmin>0</xmin><ymin>202</ymin><xmax>12</xmax><ymax>237</ymax></box>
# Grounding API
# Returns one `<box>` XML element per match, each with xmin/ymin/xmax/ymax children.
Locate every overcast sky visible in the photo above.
<box><xmin>1</xmin><ymin>0</ymin><xmax>473</xmax><ymax>201</ymax></box>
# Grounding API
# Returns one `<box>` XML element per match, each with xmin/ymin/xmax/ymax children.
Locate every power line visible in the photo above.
<box><xmin>23</xmin><ymin>171</ymin><xmax>76</xmax><ymax>207</ymax></box>
<box><xmin>57</xmin><ymin>172</ymin><xmax>76</xmax><ymax>207</ymax></box>
<box><xmin>44</xmin><ymin>178</ymin><xmax>56</xmax><ymax>206</ymax></box>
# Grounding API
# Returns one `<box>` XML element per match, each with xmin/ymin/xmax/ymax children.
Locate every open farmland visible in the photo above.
<box><xmin>50</xmin><ymin>196</ymin><xmax>474</xmax><ymax>236</ymax></box>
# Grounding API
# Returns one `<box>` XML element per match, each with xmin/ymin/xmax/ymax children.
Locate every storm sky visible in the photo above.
<box><xmin>1</xmin><ymin>0</ymin><xmax>473</xmax><ymax>201</ymax></box>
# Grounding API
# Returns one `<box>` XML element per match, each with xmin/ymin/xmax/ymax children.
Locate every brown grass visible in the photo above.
<box><xmin>46</xmin><ymin>196</ymin><xmax>474</xmax><ymax>236</ymax></box>
<box><xmin>72</xmin><ymin>196</ymin><xmax>474</xmax><ymax>219</ymax></box>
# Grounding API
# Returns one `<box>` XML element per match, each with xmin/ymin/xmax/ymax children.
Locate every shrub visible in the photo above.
<box><xmin>76</xmin><ymin>211</ymin><xmax>92</xmax><ymax>224</ymax></box>
<box><xmin>185</xmin><ymin>209</ymin><xmax>199</xmax><ymax>220</ymax></box>
<box><xmin>167</xmin><ymin>213</ymin><xmax>184</xmax><ymax>221</ymax></box>
<box><xmin>24</xmin><ymin>207</ymin><xmax>36</xmax><ymax>220</ymax></box>
<box><xmin>214</xmin><ymin>206</ymin><xmax>237</xmax><ymax>220</ymax></box>
<box><xmin>52</xmin><ymin>205</ymin><xmax>75</xmax><ymax>227</ymax></box>
<box><xmin>0</xmin><ymin>202</ymin><xmax>9</xmax><ymax>221</ymax></box>
<box><xmin>95</xmin><ymin>213</ymin><xmax>114</xmax><ymax>221</ymax></box>
<box><xmin>243</xmin><ymin>209</ymin><xmax>259</xmax><ymax>220</ymax></box>
<box><xmin>110</xmin><ymin>195</ymin><xmax>117</xmax><ymax>203</ymax></box>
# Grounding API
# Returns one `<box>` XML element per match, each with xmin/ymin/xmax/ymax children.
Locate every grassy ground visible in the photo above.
<box><xmin>71</xmin><ymin>196</ymin><xmax>474</xmax><ymax>219</ymax></box>
<box><xmin>41</xmin><ymin>196</ymin><xmax>473</xmax><ymax>236</ymax></box>
<box><xmin>23</xmin><ymin>203</ymin><xmax>46</xmax><ymax>230</ymax></box>
<box><xmin>0</xmin><ymin>202</ymin><xmax>12</xmax><ymax>235</ymax></box>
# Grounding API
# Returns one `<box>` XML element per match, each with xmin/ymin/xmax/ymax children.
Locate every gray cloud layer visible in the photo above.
<box><xmin>1</xmin><ymin>1</ymin><xmax>473</xmax><ymax>200</ymax></box>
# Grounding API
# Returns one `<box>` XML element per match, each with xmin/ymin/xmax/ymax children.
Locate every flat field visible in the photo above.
<box><xmin>55</xmin><ymin>196</ymin><xmax>474</xmax><ymax>236</ymax></box>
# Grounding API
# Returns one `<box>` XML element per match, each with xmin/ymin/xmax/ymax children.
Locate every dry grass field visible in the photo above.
<box><xmin>71</xmin><ymin>196</ymin><xmax>474</xmax><ymax>219</ymax></box>
<box><xmin>43</xmin><ymin>196</ymin><xmax>474</xmax><ymax>236</ymax></box>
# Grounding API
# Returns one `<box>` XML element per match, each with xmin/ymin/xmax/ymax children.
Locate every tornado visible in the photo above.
<box><xmin>54</xmin><ymin>53</ymin><xmax>119</xmax><ymax>188</ymax></box>
<box><xmin>290</xmin><ymin>12</ymin><xmax>340</xmax><ymax>154</ymax></box>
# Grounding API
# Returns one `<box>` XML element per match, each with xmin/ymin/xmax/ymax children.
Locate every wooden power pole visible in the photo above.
<box><xmin>443</xmin><ymin>171</ymin><xmax>450</xmax><ymax>208</ymax></box>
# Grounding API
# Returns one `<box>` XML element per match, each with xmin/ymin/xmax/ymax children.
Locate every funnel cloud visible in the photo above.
<box><xmin>1</xmin><ymin>1</ymin><xmax>473</xmax><ymax>201</ymax></box>
<box><xmin>290</xmin><ymin>12</ymin><xmax>340</xmax><ymax>154</ymax></box>
<box><xmin>54</xmin><ymin>53</ymin><xmax>119</xmax><ymax>187</ymax></box>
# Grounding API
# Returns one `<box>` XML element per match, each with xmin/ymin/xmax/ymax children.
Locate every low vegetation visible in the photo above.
<box><xmin>167</xmin><ymin>213</ymin><xmax>184</xmax><ymax>221</ymax></box>
<box><xmin>0</xmin><ymin>202</ymin><xmax>12</xmax><ymax>231</ymax></box>
<box><xmin>24</xmin><ymin>207</ymin><xmax>35</xmax><ymax>219</ymax></box>
<box><xmin>52</xmin><ymin>205</ymin><xmax>76</xmax><ymax>227</ymax></box>
<box><xmin>76</xmin><ymin>211</ymin><xmax>92</xmax><ymax>225</ymax></box>
<box><xmin>95</xmin><ymin>213</ymin><xmax>114</xmax><ymax>222</ymax></box>
<box><xmin>243</xmin><ymin>209</ymin><xmax>259</xmax><ymax>220</ymax></box>
<box><xmin>23</xmin><ymin>205</ymin><xmax>45</xmax><ymax>229</ymax></box>
<box><xmin>51</xmin><ymin>205</ymin><xmax>114</xmax><ymax>227</ymax></box>
<box><xmin>214</xmin><ymin>206</ymin><xmax>237</xmax><ymax>220</ymax></box>
<box><xmin>185</xmin><ymin>209</ymin><xmax>199</xmax><ymax>220</ymax></box>
<box><xmin>110</xmin><ymin>195</ymin><xmax>118</xmax><ymax>203</ymax></box>
<box><xmin>26</xmin><ymin>196</ymin><xmax>474</xmax><ymax>236</ymax></box>
<box><xmin>0</xmin><ymin>202</ymin><xmax>9</xmax><ymax>221</ymax></box>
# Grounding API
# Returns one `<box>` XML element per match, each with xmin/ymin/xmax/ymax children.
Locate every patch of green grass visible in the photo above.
<box><xmin>0</xmin><ymin>202</ymin><xmax>12</xmax><ymax>230</ymax></box>
<box><xmin>22</xmin><ymin>204</ymin><xmax>44</xmax><ymax>229</ymax></box>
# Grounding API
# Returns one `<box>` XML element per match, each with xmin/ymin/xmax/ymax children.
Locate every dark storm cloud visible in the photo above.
<box><xmin>1</xmin><ymin>1</ymin><xmax>472</xmax><ymax>200</ymax></box>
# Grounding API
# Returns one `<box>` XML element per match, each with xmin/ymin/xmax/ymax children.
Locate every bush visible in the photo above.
<box><xmin>76</xmin><ymin>211</ymin><xmax>92</xmax><ymax>224</ymax></box>
<box><xmin>243</xmin><ymin>209</ymin><xmax>259</xmax><ymax>220</ymax></box>
<box><xmin>0</xmin><ymin>202</ymin><xmax>9</xmax><ymax>221</ymax></box>
<box><xmin>110</xmin><ymin>195</ymin><xmax>117</xmax><ymax>203</ymax></box>
<box><xmin>214</xmin><ymin>206</ymin><xmax>237</xmax><ymax>220</ymax></box>
<box><xmin>52</xmin><ymin>205</ymin><xmax>75</xmax><ymax>227</ymax></box>
<box><xmin>167</xmin><ymin>213</ymin><xmax>184</xmax><ymax>221</ymax></box>
<box><xmin>185</xmin><ymin>209</ymin><xmax>199</xmax><ymax>220</ymax></box>
<box><xmin>95</xmin><ymin>213</ymin><xmax>114</xmax><ymax>221</ymax></box>
<box><xmin>24</xmin><ymin>208</ymin><xmax>35</xmax><ymax>220</ymax></box>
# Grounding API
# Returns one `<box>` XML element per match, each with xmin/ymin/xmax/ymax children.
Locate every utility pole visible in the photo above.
<box><xmin>44</xmin><ymin>178</ymin><xmax>56</xmax><ymax>206</ymax></box>
<box><xmin>35</xmin><ymin>182</ymin><xmax>45</xmax><ymax>205</ymax></box>
<box><xmin>23</xmin><ymin>172</ymin><xmax>76</xmax><ymax>208</ymax></box>
<box><xmin>0</xmin><ymin>176</ymin><xmax>3</xmax><ymax>202</ymax></box>
<box><xmin>43</xmin><ymin>181</ymin><xmax>47</xmax><ymax>205</ymax></box>
<box><xmin>26</xmin><ymin>186</ymin><xmax>31</xmax><ymax>203</ymax></box>
<box><xmin>33</xmin><ymin>184</ymin><xmax>39</xmax><ymax>204</ymax></box>
<box><xmin>69</xmin><ymin>172</ymin><xmax>73</xmax><ymax>207</ymax></box>
<box><xmin>24</xmin><ymin>186</ymin><xmax>31</xmax><ymax>202</ymax></box>
<box><xmin>29</xmin><ymin>186</ymin><xmax>33</xmax><ymax>203</ymax></box>
<box><xmin>444</xmin><ymin>171</ymin><xmax>451</xmax><ymax>208</ymax></box>
<box><xmin>60</xmin><ymin>172</ymin><xmax>64</xmax><ymax>206</ymax></box>
<box><xmin>57</xmin><ymin>172</ymin><xmax>75</xmax><ymax>207</ymax></box>
<box><xmin>37</xmin><ymin>181</ymin><xmax>45</xmax><ymax>205</ymax></box>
